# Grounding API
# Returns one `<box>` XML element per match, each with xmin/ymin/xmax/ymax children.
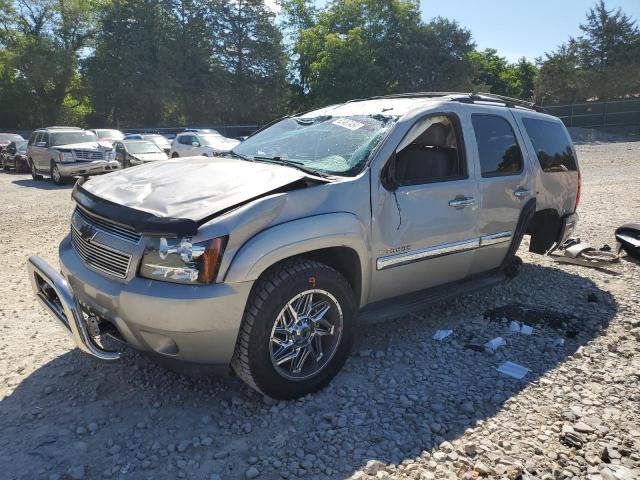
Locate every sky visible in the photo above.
<box><xmin>270</xmin><ymin>0</ymin><xmax>640</xmax><ymax>62</ymax></box>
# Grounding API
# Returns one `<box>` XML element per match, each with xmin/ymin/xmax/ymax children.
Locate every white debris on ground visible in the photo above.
<box><xmin>0</xmin><ymin>141</ymin><xmax>639</xmax><ymax>480</ymax></box>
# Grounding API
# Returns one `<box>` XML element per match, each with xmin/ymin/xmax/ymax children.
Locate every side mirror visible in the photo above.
<box><xmin>191</xmin><ymin>141</ymin><xmax>200</xmax><ymax>147</ymax></box>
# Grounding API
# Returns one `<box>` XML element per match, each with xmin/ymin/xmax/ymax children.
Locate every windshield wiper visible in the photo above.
<box><xmin>226</xmin><ymin>151</ymin><xmax>253</xmax><ymax>162</ymax></box>
<box><xmin>253</xmin><ymin>156</ymin><xmax>329</xmax><ymax>178</ymax></box>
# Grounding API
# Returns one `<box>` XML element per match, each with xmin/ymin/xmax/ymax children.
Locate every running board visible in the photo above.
<box><xmin>358</xmin><ymin>270</ymin><xmax>507</xmax><ymax>324</ymax></box>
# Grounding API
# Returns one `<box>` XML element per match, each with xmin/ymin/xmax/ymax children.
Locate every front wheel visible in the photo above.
<box><xmin>232</xmin><ymin>259</ymin><xmax>357</xmax><ymax>399</ymax></box>
<box><xmin>171</xmin><ymin>152</ymin><xmax>179</xmax><ymax>158</ymax></box>
<box><xmin>30</xmin><ymin>160</ymin><xmax>42</xmax><ymax>180</ymax></box>
<box><xmin>51</xmin><ymin>162</ymin><xmax>64</xmax><ymax>185</ymax></box>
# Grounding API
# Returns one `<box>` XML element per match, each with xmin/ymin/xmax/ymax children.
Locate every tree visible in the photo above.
<box><xmin>535</xmin><ymin>1</ymin><xmax>640</xmax><ymax>103</ymax></box>
<box><xmin>290</xmin><ymin>0</ymin><xmax>476</xmax><ymax>108</ymax></box>
<box><xmin>210</xmin><ymin>0</ymin><xmax>288</xmax><ymax>124</ymax></box>
<box><xmin>577</xmin><ymin>0</ymin><xmax>640</xmax><ymax>99</ymax></box>
<box><xmin>84</xmin><ymin>0</ymin><xmax>175</xmax><ymax>127</ymax></box>
<box><xmin>0</xmin><ymin>0</ymin><xmax>102</xmax><ymax>126</ymax></box>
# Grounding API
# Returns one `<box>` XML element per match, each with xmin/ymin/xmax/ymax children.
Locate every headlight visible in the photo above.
<box><xmin>58</xmin><ymin>151</ymin><xmax>74</xmax><ymax>162</ymax></box>
<box><xmin>105</xmin><ymin>150</ymin><xmax>115</xmax><ymax>160</ymax></box>
<box><xmin>140</xmin><ymin>236</ymin><xmax>227</xmax><ymax>284</ymax></box>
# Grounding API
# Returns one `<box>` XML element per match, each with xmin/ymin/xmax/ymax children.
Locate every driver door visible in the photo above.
<box><xmin>369</xmin><ymin>110</ymin><xmax>480</xmax><ymax>303</ymax></box>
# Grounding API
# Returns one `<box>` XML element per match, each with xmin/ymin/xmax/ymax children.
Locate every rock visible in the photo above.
<box><xmin>245</xmin><ymin>466</ymin><xmax>260</xmax><ymax>479</ymax></box>
<box><xmin>464</xmin><ymin>444</ymin><xmax>477</xmax><ymax>457</ymax></box>
<box><xmin>363</xmin><ymin>460</ymin><xmax>384</xmax><ymax>475</ymax></box>
<box><xmin>474</xmin><ymin>462</ymin><xmax>492</xmax><ymax>475</ymax></box>
<box><xmin>67</xmin><ymin>465</ymin><xmax>85</xmax><ymax>480</ymax></box>
<box><xmin>461</xmin><ymin>401</ymin><xmax>475</xmax><ymax>414</ymax></box>
<box><xmin>574</xmin><ymin>421</ymin><xmax>595</xmax><ymax>434</ymax></box>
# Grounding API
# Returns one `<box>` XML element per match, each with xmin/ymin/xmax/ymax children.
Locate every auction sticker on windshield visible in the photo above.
<box><xmin>333</xmin><ymin>118</ymin><xmax>364</xmax><ymax>131</ymax></box>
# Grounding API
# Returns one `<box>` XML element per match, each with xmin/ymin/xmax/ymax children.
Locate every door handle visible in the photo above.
<box><xmin>513</xmin><ymin>187</ymin><xmax>531</xmax><ymax>199</ymax></box>
<box><xmin>448</xmin><ymin>196</ymin><xmax>476</xmax><ymax>208</ymax></box>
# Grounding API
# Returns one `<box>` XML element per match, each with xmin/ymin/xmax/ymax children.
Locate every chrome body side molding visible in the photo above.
<box><xmin>479</xmin><ymin>231</ymin><xmax>512</xmax><ymax>246</ymax></box>
<box><xmin>377</xmin><ymin>238</ymin><xmax>480</xmax><ymax>270</ymax></box>
<box><xmin>376</xmin><ymin>231</ymin><xmax>512</xmax><ymax>271</ymax></box>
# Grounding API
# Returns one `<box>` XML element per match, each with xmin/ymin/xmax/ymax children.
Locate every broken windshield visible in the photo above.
<box><xmin>233</xmin><ymin>114</ymin><xmax>396</xmax><ymax>176</ymax></box>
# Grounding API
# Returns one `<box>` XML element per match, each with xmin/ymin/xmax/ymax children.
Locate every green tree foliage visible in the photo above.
<box><xmin>1</xmin><ymin>0</ymin><xmax>638</xmax><ymax>128</ymax></box>
<box><xmin>470</xmin><ymin>49</ymin><xmax>538</xmax><ymax>100</ymax></box>
<box><xmin>288</xmin><ymin>0</ymin><xmax>477</xmax><ymax>108</ymax></box>
<box><xmin>0</xmin><ymin>0</ymin><xmax>102</xmax><ymax>127</ymax></box>
<box><xmin>535</xmin><ymin>1</ymin><xmax>640</xmax><ymax>104</ymax></box>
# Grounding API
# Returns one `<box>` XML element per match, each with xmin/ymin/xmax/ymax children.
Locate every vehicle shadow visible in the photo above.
<box><xmin>12</xmin><ymin>178</ymin><xmax>74</xmax><ymax>190</ymax></box>
<box><xmin>0</xmin><ymin>263</ymin><xmax>618</xmax><ymax>479</ymax></box>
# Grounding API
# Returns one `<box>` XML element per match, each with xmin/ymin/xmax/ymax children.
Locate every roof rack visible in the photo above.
<box><xmin>44</xmin><ymin>126</ymin><xmax>83</xmax><ymax>130</ymax></box>
<box><xmin>352</xmin><ymin>92</ymin><xmax>545</xmax><ymax>112</ymax></box>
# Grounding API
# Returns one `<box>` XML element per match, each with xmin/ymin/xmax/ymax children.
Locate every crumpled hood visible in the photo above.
<box><xmin>81</xmin><ymin>155</ymin><xmax>307</xmax><ymax>221</ymax></box>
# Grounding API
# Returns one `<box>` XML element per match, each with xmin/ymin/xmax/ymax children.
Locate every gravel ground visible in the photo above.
<box><xmin>0</xmin><ymin>142</ymin><xmax>639</xmax><ymax>480</ymax></box>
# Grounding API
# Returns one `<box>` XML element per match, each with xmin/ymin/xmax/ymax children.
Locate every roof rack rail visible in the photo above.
<box><xmin>350</xmin><ymin>92</ymin><xmax>545</xmax><ymax>112</ymax></box>
<box><xmin>44</xmin><ymin>126</ymin><xmax>84</xmax><ymax>130</ymax></box>
<box><xmin>451</xmin><ymin>93</ymin><xmax>545</xmax><ymax>112</ymax></box>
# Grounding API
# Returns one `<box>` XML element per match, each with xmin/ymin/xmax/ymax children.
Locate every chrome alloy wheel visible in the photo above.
<box><xmin>269</xmin><ymin>289</ymin><xmax>343</xmax><ymax>381</ymax></box>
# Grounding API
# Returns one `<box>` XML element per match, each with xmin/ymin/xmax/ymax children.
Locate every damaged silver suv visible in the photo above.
<box><xmin>28</xmin><ymin>93</ymin><xmax>580</xmax><ymax>399</ymax></box>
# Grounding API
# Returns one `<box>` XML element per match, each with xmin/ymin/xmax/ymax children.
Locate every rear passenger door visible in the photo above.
<box><xmin>464</xmin><ymin>109</ymin><xmax>534</xmax><ymax>273</ymax></box>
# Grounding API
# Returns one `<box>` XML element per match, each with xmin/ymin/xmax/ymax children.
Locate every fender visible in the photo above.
<box><xmin>224</xmin><ymin>213</ymin><xmax>371</xmax><ymax>305</ymax></box>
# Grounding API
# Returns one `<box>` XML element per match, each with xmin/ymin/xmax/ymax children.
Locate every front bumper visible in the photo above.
<box><xmin>27</xmin><ymin>256</ymin><xmax>121</xmax><ymax>361</ymax></box>
<box><xmin>57</xmin><ymin>159</ymin><xmax>120</xmax><ymax>177</ymax></box>
<box><xmin>27</xmin><ymin>237</ymin><xmax>254</xmax><ymax>364</ymax></box>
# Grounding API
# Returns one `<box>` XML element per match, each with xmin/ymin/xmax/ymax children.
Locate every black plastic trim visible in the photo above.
<box><xmin>72</xmin><ymin>181</ymin><xmax>198</xmax><ymax>237</ymax></box>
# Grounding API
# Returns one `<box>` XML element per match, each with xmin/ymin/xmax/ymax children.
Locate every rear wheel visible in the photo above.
<box><xmin>51</xmin><ymin>162</ymin><xmax>64</xmax><ymax>185</ymax></box>
<box><xmin>30</xmin><ymin>160</ymin><xmax>42</xmax><ymax>180</ymax></box>
<box><xmin>232</xmin><ymin>259</ymin><xmax>357</xmax><ymax>399</ymax></box>
<box><xmin>172</xmin><ymin>152</ymin><xmax>179</xmax><ymax>158</ymax></box>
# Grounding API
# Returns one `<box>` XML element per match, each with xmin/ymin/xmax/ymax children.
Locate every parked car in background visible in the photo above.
<box><xmin>170</xmin><ymin>131</ymin><xmax>240</xmax><ymax>158</ymax></box>
<box><xmin>27</xmin><ymin>93</ymin><xmax>580</xmax><ymax>399</ymax></box>
<box><xmin>1</xmin><ymin>140</ymin><xmax>28</xmax><ymax>172</ymax></box>
<box><xmin>0</xmin><ymin>133</ymin><xmax>25</xmax><ymax>151</ymax></box>
<box><xmin>89</xmin><ymin>129</ymin><xmax>124</xmax><ymax>146</ymax></box>
<box><xmin>114</xmin><ymin>140</ymin><xmax>168</xmax><ymax>167</ymax></box>
<box><xmin>124</xmin><ymin>133</ymin><xmax>171</xmax><ymax>155</ymax></box>
<box><xmin>27</xmin><ymin>127</ymin><xmax>119</xmax><ymax>185</ymax></box>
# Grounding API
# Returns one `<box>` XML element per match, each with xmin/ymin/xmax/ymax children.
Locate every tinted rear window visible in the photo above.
<box><xmin>471</xmin><ymin>114</ymin><xmax>523</xmax><ymax>177</ymax></box>
<box><xmin>522</xmin><ymin>118</ymin><xmax>577</xmax><ymax>172</ymax></box>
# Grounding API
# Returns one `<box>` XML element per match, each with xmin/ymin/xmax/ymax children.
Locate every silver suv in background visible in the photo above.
<box><xmin>27</xmin><ymin>127</ymin><xmax>119</xmax><ymax>185</ymax></box>
<box><xmin>170</xmin><ymin>130</ymin><xmax>240</xmax><ymax>157</ymax></box>
<box><xmin>27</xmin><ymin>93</ymin><xmax>580</xmax><ymax>398</ymax></box>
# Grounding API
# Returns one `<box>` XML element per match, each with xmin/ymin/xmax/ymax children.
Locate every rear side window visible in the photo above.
<box><xmin>471</xmin><ymin>115</ymin><xmax>523</xmax><ymax>177</ymax></box>
<box><xmin>522</xmin><ymin>118</ymin><xmax>577</xmax><ymax>172</ymax></box>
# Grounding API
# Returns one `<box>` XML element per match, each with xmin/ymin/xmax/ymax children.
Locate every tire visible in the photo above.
<box><xmin>172</xmin><ymin>153</ymin><xmax>179</xmax><ymax>158</ymax></box>
<box><xmin>30</xmin><ymin>160</ymin><xmax>42</xmax><ymax>180</ymax></box>
<box><xmin>232</xmin><ymin>259</ymin><xmax>357</xmax><ymax>399</ymax></box>
<box><xmin>50</xmin><ymin>162</ymin><xmax>64</xmax><ymax>185</ymax></box>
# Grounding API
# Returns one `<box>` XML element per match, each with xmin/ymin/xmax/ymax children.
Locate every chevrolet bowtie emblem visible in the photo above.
<box><xmin>79</xmin><ymin>224</ymin><xmax>97</xmax><ymax>242</ymax></box>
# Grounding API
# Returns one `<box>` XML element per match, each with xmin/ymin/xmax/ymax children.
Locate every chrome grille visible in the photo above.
<box><xmin>71</xmin><ymin>224</ymin><xmax>132</xmax><ymax>279</ymax></box>
<box><xmin>75</xmin><ymin>208</ymin><xmax>141</xmax><ymax>243</ymax></box>
<box><xmin>73</xmin><ymin>150</ymin><xmax>104</xmax><ymax>161</ymax></box>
